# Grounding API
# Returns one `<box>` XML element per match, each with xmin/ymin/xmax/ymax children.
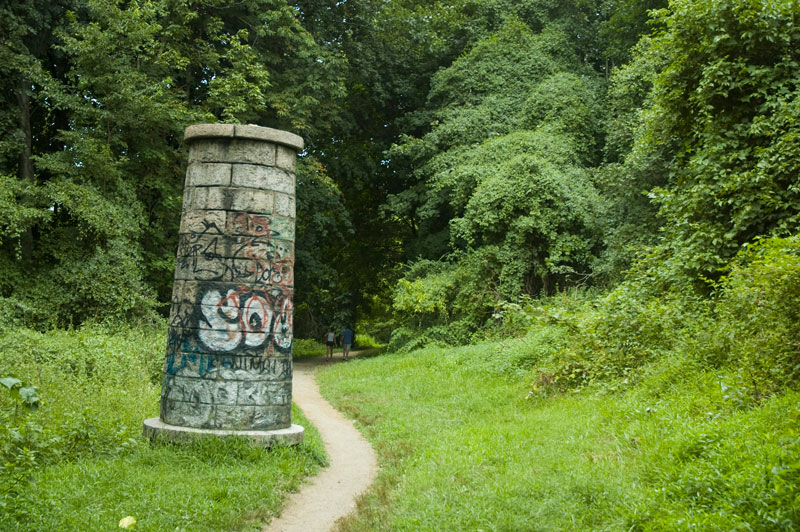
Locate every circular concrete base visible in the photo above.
<box><xmin>143</xmin><ymin>418</ymin><xmax>304</xmax><ymax>447</ymax></box>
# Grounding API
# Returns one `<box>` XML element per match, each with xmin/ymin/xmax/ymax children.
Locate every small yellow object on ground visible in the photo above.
<box><xmin>119</xmin><ymin>516</ymin><xmax>137</xmax><ymax>529</ymax></box>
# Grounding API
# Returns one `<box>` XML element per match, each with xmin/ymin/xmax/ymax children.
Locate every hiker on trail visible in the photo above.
<box><xmin>341</xmin><ymin>326</ymin><xmax>354</xmax><ymax>359</ymax></box>
<box><xmin>325</xmin><ymin>328</ymin><xmax>336</xmax><ymax>359</ymax></box>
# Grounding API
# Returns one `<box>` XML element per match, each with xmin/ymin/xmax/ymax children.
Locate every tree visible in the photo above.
<box><xmin>631</xmin><ymin>0</ymin><xmax>800</xmax><ymax>288</ymax></box>
<box><xmin>0</xmin><ymin>0</ymin><xmax>347</xmax><ymax>327</ymax></box>
<box><xmin>385</xmin><ymin>19</ymin><xmax>608</xmax><ymax>346</ymax></box>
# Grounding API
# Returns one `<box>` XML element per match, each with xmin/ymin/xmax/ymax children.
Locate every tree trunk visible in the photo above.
<box><xmin>16</xmin><ymin>83</ymin><xmax>35</xmax><ymax>262</ymax></box>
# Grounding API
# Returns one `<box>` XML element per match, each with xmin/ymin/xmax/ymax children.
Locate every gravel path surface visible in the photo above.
<box><xmin>263</xmin><ymin>355</ymin><xmax>378</xmax><ymax>532</ymax></box>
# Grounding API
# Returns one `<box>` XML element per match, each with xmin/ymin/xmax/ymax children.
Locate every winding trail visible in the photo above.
<box><xmin>263</xmin><ymin>354</ymin><xmax>378</xmax><ymax>532</ymax></box>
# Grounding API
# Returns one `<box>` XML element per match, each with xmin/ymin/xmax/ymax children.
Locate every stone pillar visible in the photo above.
<box><xmin>144</xmin><ymin>124</ymin><xmax>304</xmax><ymax>445</ymax></box>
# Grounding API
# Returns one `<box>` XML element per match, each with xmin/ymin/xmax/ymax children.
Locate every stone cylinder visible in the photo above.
<box><xmin>159</xmin><ymin>124</ymin><xmax>302</xmax><ymax>431</ymax></box>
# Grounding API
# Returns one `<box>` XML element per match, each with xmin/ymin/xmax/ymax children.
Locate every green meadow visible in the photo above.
<box><xmin>319</xmin><ymin>341</ymin><xmax>799</xmax><ymax>531</ymax></box>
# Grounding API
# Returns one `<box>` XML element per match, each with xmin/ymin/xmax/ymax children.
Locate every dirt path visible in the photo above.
<box><xmin>263</xmin><ymin>354</ymin><xmax>378</xmax><ymax>532</ymax></box>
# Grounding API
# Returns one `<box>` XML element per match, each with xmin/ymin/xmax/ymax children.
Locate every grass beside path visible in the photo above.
<box><xmin>317</xmin><ymin>339</ymin><xmax>800</xmax><ymax>531</ymax></box>
<box><xmin>0</xmin><ymin>325</ymin><xmax>326</xmax><ymax>532</ymax></box>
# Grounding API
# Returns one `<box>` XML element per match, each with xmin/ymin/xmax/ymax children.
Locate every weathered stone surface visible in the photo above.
<box><xmin>184</xmin><ymin>123</ymin><xmax>235</xmax><ymax>140</ymax></box>
<box><xmin>161</xmin><ymin>399</ymin><xmax>214</xmax><ymax>428</ymax></box>
<box><xmin>225</xmin><ymin>212</ymin><xmax>294</xmax><ymax>239</ymax></box>
<box><xmin>163</xmin><ymin>352</ymin><xmax>292</xmax><ymax>381</ymax></box>
<box><xmin>276</xmin><ymin>145</ymin><xmax>298</xmax><ymax>172</ymax></box>
<box><xmin>167</xmin><ymin>321</ymin><xmax>293</xmax><ymax>355</ymax></box>
<box><xmin>231</xmin><ymin>164</ymin><xmax>293</xmax><ymax>194</ymax></box>
<box><xmin>158</xmin><ymin>124</ymin><xmax>301</xmax><ymax>435</ymax></box>
<box><xmin>179</xmin><ymin>210</ymin><xmax>227</xmax><ymax>236</ymax></box>
<box><xmin>274</xmin><ymin>193</ymin><xmax>296</xmax><ymax>218</ymax></box>
<box><xmin>185</xmin><ymin>162</ymin><xmax>232</xmax><ymax>187</ymax></box>
<box><xmin>251</xmin><ymin>405</ymin><xmax>292</xmax><ymax>430</ymax></box>
<box><xmin>234</xmin><ymin>124</ymin><xmax>304</xmax><ymax>151</ymax></box>
<box><xmin>169</xmin><ymin>300</ymin><xmax>293</xmax><ymax>333</ymax></box>
<box><xmin>238</xmin><ymin>381</ymin><xmax>292</xmax><ymax>406</ymax></box>
<box><xmin>178</xmin><ymin>210</ymin><xmax>294</xmax><ymax>240</ymax></box>
<box><xmin>173</xmin><ymin>255</ymin><xmax>294</xmax><ymax>286</ymax></box>
<box><xmin>177</xmin><ymin>233</ymin><xmax>294</xmax><ymax>260</ymax></box>
<box><xmin>230</xmin><ymin>188</ymin><xmax>274</xmax><ymax>213</ymax></box>
<box><xmin>159</xmin><ymin>401</ymin><xmax>293</xmax><ymax>431</ymax></box>
<box><xmin>170</xmin><ymin>280</ymin><xmax>293</xmax><ymax>307</ymax></box>
<box><xmin>188</xmin><ymin>139</ymin><xmax>277</xmax><ymax>167</ymax></box>
<box><xmin>143</xmin><ymin>418</ymin><xmax>304</xmax><ymax>447</ymax></box>
<box><xmin>183</xmin><ymin>187</ymin><xmax>274</xmax><ymax>213</ymax></box>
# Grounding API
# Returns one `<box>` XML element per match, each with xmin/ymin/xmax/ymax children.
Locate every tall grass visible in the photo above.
<box><xmin>317</xmin><ymin>237</ymin><xmax>800</xmax><ymax>531</ymax></box>
<box><xmin>319</xmin><ymin>341</ymin><xmax>799</xmax><ymax>531</ymax></box>
<box><xmin>0</xmin><ymin>323</ymin><xmax>326</xmax><ymax>531</ymax></box>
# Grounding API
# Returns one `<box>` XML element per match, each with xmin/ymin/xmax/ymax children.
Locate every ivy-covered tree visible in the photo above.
<box><xmin>629</xmin><ymin>0</ymin><xmax>800</xmax><ymax>288</ymax></box>
<box><xmin>386</xmin><ymin>20</ymin><xmax>608</xmax><ymax>347</ymax></box>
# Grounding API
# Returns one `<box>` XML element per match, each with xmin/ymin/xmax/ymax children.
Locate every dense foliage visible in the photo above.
<box><xmin>2</xmin><ymin>0</ymin><xmax>800</xmax><ymax>527</ymax></box>
<box><xmin>0</xmin><ymin>0</ymin><xmax>346</xmax><ymax>328</ymax></box>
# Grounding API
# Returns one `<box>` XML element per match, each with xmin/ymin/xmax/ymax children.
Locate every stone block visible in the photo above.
<box><xmin>234</xmin><ymin>124</ymin><xmax>304</xmax><ymax>151</ymax></box>
<box><xmin>165</xmin><ymin>375</ymin><xmax>238</xmax><ymax>405</ymax></box>
<box><xmin>228</xmin><ymin>188</ymin><xmax>273</xmax><ymax>213</ymax></box>
<box><xmin>170</xmin><ymin>280</ymin><xmax>187</xmax><ymax>306</ymax></box>
<box><xmin>163</xmin><ymin>351</ymin><xmax>292</xmax><ymax>382</ymax></box>
<box><xmin>185</xmin><ymin>163</ymin><xmax>232</xmax><ymax>187</ymax></box>
<box><xmin>167</xmin><ymin>322</ymin><xmax>294</xmax><ymax>358</ymax></box>
<box><xmin>167</xmin><ymin>326</ymin><xmax>269</xmax><ymax>358</ymax></box>
<box><xmin>231</xmin><ymin>164</ymin><xmax>293</xmax><ymax>194</ymax></box>
<box><xmin>178</xmin><ymin>233</ymin><xmax>285</xmax><ymax>260</ymax></box>
<box><xmin>168</xmin><ymin>298</ymin><xmax>195</xmax><ymax>329</ymax></box>
<box><xmin>188</xmin><ymin>139</ymin><xmax>277</xmax><ymax>167</ymax></box>
<box><xmin>170</xmin><ymin>280</ymin><xmax>292</xmax><ymax>306</ymax></box>
<box><xmin>174</xmin><ymin>254</ymin><xmax>229</xmax><ymax>282</ymax></box>
<box><xmin>276</xmin><ymin>145</ymin><xmax>298</xmax><ymax>173</ymax></box>
<box><xmin>183</xmin><ymin>188</ymin><xmax>274</xmax><ymax>214</ymax></box>
<box><xmin>228</xmin><ymin>140</ymin><xmax>277</xmax><ymax>166</ymax></box>
<box><xmin>187</xmin><ymin>139</ymin><xmax>230</xmax><ymax>164</ymax></box>
<box><xmin>238</xmin><ymin>381</ymin><xmax>292</xmax><ymax>406</ymax></box>
<box><xmin>252</xmin><ymin>405</ymin><xmax>292</xmax><ymax>430</ymax></box>
<box><xmin>184</xmin><ymin>123</ymin><xmax>235</xmax><ymax>141</ymax></box>
<box><xmin>226</xmin><ymin>212</ymin><xmax>294</xmax><ymax>240</ymax></box>
<box><xmin>162</xmin><ymin>399</ymin><xmax>214</xmax><ymax>428</ymax></box>
<box><xmin>180</xmin><ymin>210</ymin><xmax>226</xmax><ymax>236</ymax></box>
<box><xmin>274</xmin><ymin>193</ymin><xmax>296</xmax><ymax>218</ymax></box>
<box><xmin>183</xmin><ymin>187</ymin><xmax>226</xmax><ymax>211</ymax></box>
<box><xmin>212</xmin><ymin>355</ymin><xmax>293</xmax><ymax>381</ymax></box>
<box><xmin>214</xmin><ymin>405</ymin><xmax>256</xmax><ymax>429</ymax></box>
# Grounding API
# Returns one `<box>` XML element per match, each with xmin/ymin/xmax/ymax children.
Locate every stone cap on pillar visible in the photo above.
<box><xmin>184</xmin><ymin>124</ymin><xmax>304</xmax><ymax>152</ymax></box>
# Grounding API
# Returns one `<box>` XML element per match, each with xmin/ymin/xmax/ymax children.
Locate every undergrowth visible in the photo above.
<box><xmin>317</xmin><ymin>235</ymin><xmax>800</xmax><ymax>531</ymax></box>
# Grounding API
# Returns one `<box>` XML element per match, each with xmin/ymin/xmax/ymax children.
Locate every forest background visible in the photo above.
<box><xmin>1</xmin><ymin>0</ymin><xmax>800</xmax><ymax>529</ymax></box>
<box><xmin>1</xmin><ymin>0</ymin><xmax>798</xmax><ymax>348</ymax></box>
<box><xmin>2</xmin><ymin>0</ymin><xmax>800</xmax><ymax>399</ymax></box>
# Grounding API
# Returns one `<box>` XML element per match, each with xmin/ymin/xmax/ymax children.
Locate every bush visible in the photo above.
<box><xmin>714</xmin><ymin>235</ymin><xmax>800</xmax><ymax>394</ymax></box>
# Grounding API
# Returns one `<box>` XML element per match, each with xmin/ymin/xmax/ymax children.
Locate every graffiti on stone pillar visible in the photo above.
<box><xmin>195</xmin><ymin>285</ymin><xmax>293</xmax><ymax>354</ymax></box>
<box><xmin>158</xmin><ymin>124</ymin><xmax>302</xmax><ymax>432</ymax></box>
<box><xmin>177</xmin><ymin>219</ymin><xmax>294</xmax><ymax>286</ymax></box>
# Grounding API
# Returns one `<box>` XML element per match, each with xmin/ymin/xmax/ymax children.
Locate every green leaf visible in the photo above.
<box><xmin>0</xmin><ymin>376</ymin><xmax>22</xmax><ymax>390</ymax></box>
<box><xmin>18</xmin><ymin>386</ymin><xmax>40</xmax><ymax>411</ymax></box>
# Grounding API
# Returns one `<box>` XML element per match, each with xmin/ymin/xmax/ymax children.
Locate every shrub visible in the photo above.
<box><xmin>714</xmin><ymin>235</ymin><xmax>800</xmax><ymax>394</ymax></box>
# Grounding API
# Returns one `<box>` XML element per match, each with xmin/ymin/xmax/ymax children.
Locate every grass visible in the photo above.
<box><xmin>0</xmin><ymin>324</ymin><xmax>326</xmax><ymax>532</ymax></box>
<box><xmin>3</xmin><ymin>404</ymin><xmax>325</xmax><ymax>532</ymax></box>
<box><xmin>317</xmin><ymin>337</ymin><xmax>800</xmax><ymax>531</ymax></box>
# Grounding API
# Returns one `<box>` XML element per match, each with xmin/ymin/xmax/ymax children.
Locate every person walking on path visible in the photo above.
<box><xmin>342</xmin><ymin>327</ymin><xmax>355</xmax><ymax>359</ymax></box>
<box><xmin>324</xmin><ymin>328</ymin><xmax>336</xmax><ymax>359</ymax></box>
<box><xmin>341</xmin><ymin>326</ymin><xmax>354</xmax><ymax>360</ymax></box>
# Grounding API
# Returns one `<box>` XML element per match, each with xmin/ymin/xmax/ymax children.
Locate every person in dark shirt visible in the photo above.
<box><xmin>341</xmin><ymin>326</ymin><xmax>354</xmax><ymax>359</ymax></box>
